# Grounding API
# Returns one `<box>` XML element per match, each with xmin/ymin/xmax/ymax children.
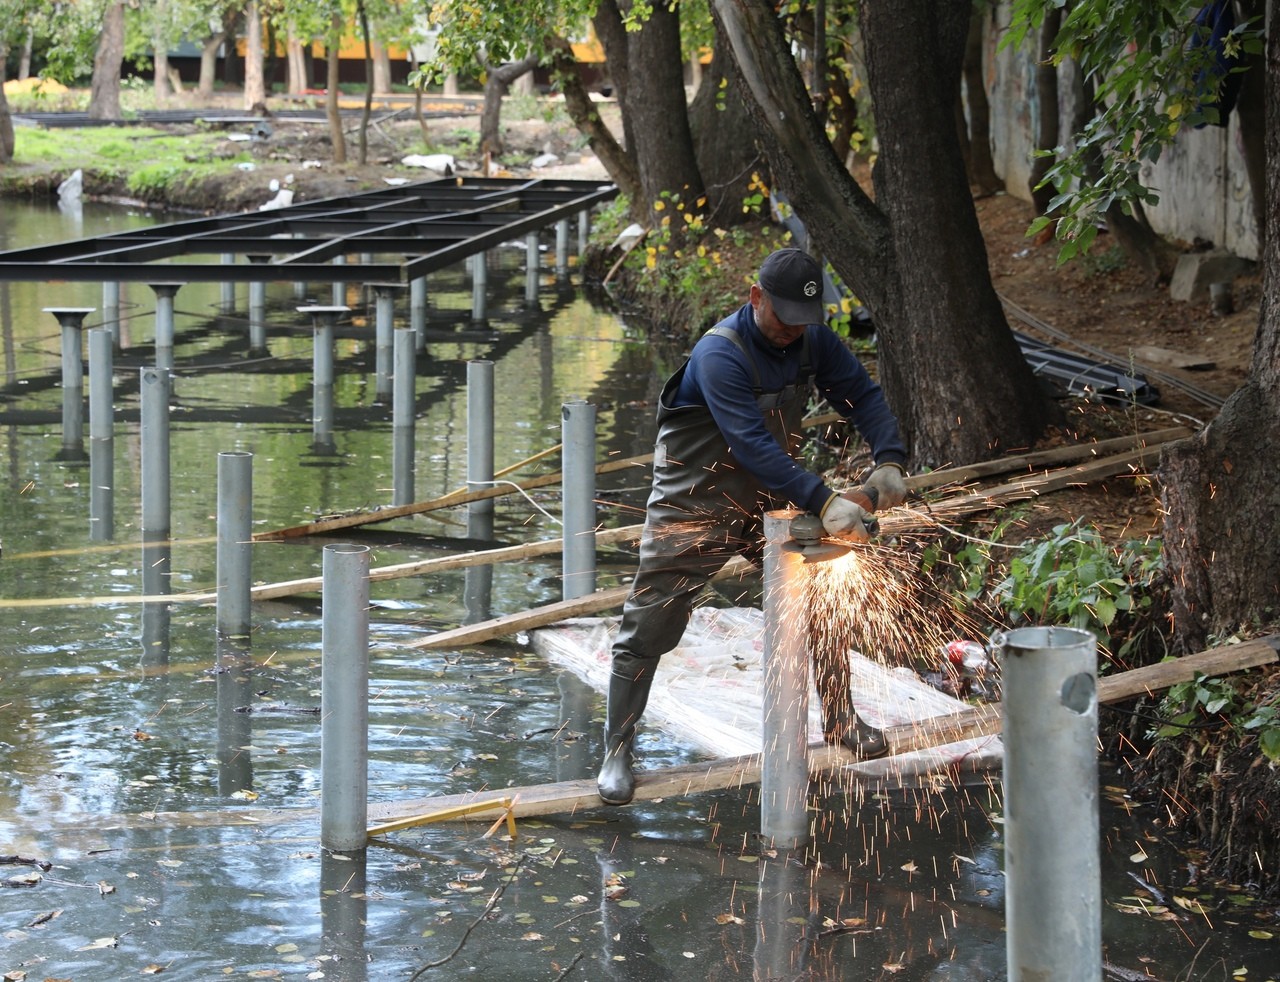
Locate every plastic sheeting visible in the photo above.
<box><xmin>531</xmin><ymin>607</ymin><xmax>1002</xmax><ymax>786</ymax></box>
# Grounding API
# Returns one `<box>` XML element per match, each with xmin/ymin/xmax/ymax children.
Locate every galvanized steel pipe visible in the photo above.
<box><xmin>216</xmin><ymin>450</ymin><xmax>253</xmax><ymax>639</ymax></box>
<box><xmin>561</xmin><ymin>399</ymin><xmax>597</xmax><ymax>600</ymax></box>
<box><xmin>320</xmin><ymin>542</ymin><xmax>370</xmax><ymax>852</ymax></box>
<box><xmin>87</xmin><ymin>327</ymin><xmax>114</xmax><ymax>541</ymax></box>
<box><xmin>102</xmin><ymin>282</ymin><xmax>121</xmax><ymax>346</ymax></box>
<box><xmin>760</xmin><ymin>509</ymin><xmax>810</xmax><ymax>849</ymax></box>
<box><xmin>467</xmin><ymin>360</ymin><xmax>495</xmax><ymax>521</ymax></box>
<box><xmin>999</xmin><ymin>625</ymin><xmax>1101</xmax><ymax>981</ymax></box>
<box><xmin>525</xmin><ymin>231</ymin><xmax>540</xmax><ymax>306</ymax></box>
<box><xmin>48</xmin><ymin>307</ymin><xmax>93</xmax><ymax>458</ymax></box>
<box><xmin>470</xmin><ymin>251</ymin><xmax>488</xmax><ymax>324</ymax></box>
<box><xmin>140</xmin><ymin>367</ymin><xmax>170</xmax><ymax>538</ymax></box>
<box><xmin>392</xmin><ymin>328</ymin><xmax>416</xmax><ymax>505</ymax></box>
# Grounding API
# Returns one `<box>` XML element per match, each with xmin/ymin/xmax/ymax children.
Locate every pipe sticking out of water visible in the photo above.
<box><xmin>216</xmin><ymin>451</ymin><xmax>253</xmax><ymax>639</ymax></box>
<box><xmin>321</xmin><ymin>542</ymin><xmax>370</xmax><ymax>853</ymax></box>
<box><xmin>392</xmin><ymin>328</ymin><xmax>417</xmax><ymax>506</ymax></box>
<box><xmin>47</xmin><ymin>306</ymin><xmax>94</xmax><ymax>459</ymax></box>
<box><xmin>760</xmin><ymin>509</ymin><xmax>811</xmax><ymax>849</ymax></box>
<box><xmin>561</xmin><ymin>400</ymin><xmax>597</xmax><ymax>600</ymax></box>
<box><xmin>998</xmin><ymin>625</ymin><xmax>1101</xmax><ymax>981</ymax></box>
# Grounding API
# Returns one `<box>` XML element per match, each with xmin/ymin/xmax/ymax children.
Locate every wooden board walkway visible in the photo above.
<box><xmin>367</xmin><ymin>634</ymin><xmax>1279</xmax><ymax>826</ymax></box>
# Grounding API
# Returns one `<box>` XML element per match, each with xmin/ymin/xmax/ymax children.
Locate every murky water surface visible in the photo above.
<box><xmin>1</xmin><ymin>200</ymin><xmax>1276</xmax><ymax>979</ymax></box>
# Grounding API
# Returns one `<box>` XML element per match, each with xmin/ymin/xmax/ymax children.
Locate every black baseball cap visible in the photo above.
<box><xmin>758</xmin><ymin>248</ymin><xmax>825</xmax><ymax>326</ymax></box>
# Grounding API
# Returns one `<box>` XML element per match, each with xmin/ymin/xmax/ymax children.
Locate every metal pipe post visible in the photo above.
<box><xmin>578</xmin><ymin>208</ymin><xmax>589</xmax><ymax>255</ymax></box>
<box><xmin>470</xmin><ymin>251</ymin><xmax>488</xmax><ymax>324</ymax></box>
<box><xmin>87</xmin><ymin>328</ymin><xmax>115</xmax><ymax>541</ymax></box>
<box><xmin>47</xmin><ymin>307</ymin><xmax>94</xmax><ymax>459</ymax></box>
<box><xmin>331</xmin><ymin>255</ymin><xmax>347</xmax><ymax>307</ymax></box>
<box><xmin>561</xmin><ymin>399</ymin><xmax>597</xmax><ymax>600</ymax></box>
<box><xmin>247</xmin><ymin>255</ymin><xmax>270</xmax><ymax>354</ymax></box>
<box><xmin>998</xmin><ymin>625</ymin><xmax>1100</xmax><ymax>982</ymax></box>
<box><xmin>102</xmin><ymin>282</ymin><xmax>121</xmax><ymax>346</ymax></box>
<box><xmin>409</xmin><ymin>274</ymin><xmax>427</xmax><ymax>349</ymax></box>
<box><xmin>216</xmin><ymin>450</ymin><xmax>253</xmax><ymax>639</ymax></box>
<box><xmin>466</xmin><ymin>360</ymin><xmax>495</xmax><ymax>521</ymax></box>
<box><xmin>149</xmin><ymin>283</ymin><xmax>182</xmax><ymax>374</ymax></box>
<box><xmin>760</xmin><ymin>509</ymin><xmax>811</xmax><ymax>850</ymax></box>
<box><xmin>140</xmin><ymin>367</ymin><xmax>171</xmax><ymax>539</ymax></box>
<box><xmin>300</xmin><ymin>306</ymin><xmax>347</xmax><ymax>454</ymax></box>
<box><xmin>555</xmin><ymin>218</ymin><xmax>570</xmax><ymax>275</ymax></box>
<box><xmin>372</xmin><ymin>284</ymin><xmax>399</xmax><ymax>404</ymax></box>
<box><xmin>220</xmin><ymin>253</ymin><xmax>237</xmax><ymax>313</ymax></box>
<box><xmin>321</xmin><ymin>542</ymin><xmax>370</xmax><ymax>852</ymax></box>
<box><xmin>525</xmin><ymin>231</ymin><xmax>540</xmax><ymax>306</ymax></box>
<box><xmin>392</xmin><ymin>328</ymin><xmax>417</xmax><ymax>505</ymax></box>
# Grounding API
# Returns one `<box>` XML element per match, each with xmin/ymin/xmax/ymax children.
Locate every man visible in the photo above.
<box><xmin>597</xmin><ymin>247</ymin><xmax>909</xmax><ymax>806</ymax></box>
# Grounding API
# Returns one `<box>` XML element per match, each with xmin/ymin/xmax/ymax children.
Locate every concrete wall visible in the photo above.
<box><xmin>983</xmin><ymin>7</ymin><xmax>1258</xmax><ymax>261</ymax></box>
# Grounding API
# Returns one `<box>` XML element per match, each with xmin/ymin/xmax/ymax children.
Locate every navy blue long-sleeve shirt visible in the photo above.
<box><xmin>671</xmin><ymin>304</ymin><xmax>907</xmax><ymax>514</ymax></box>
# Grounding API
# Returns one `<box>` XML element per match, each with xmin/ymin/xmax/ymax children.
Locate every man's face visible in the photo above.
<box><xmin>749</xmin><ymin>284</ymin><xmax>807</xmax><ymax>348</ymax></box>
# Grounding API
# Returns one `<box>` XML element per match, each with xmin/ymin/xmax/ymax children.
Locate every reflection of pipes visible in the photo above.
<box><xmin>319</xmin><ymin>848</ymin><xmax>369</xmax><ymax>981</ymax></box>
<box><xmin>596</xmin><ymin>838</ymin><xmax>663</xmax><ymax>979</ymax></box>
<box><xmin>561</xmin><ymin>400</ymin><xmax>596</xmax><ymax>600</ymax></box>
<box><xmin>219</xmin><ymin>253</ymin><xmax>236</xmax><ymax>314</ymax></box>
<box><xmin>87</xmin><ymin>327</ymin><xmax>114</xmax><ymax>541</ymax></box>
<box><xmin>216</xmin><ymin>451</ymin><xmax>253</xmax><ymax>639</ymax></box>
<box><xmin>754</xmin><ymin>851</ymin><xmax>812</xmax><ymax>982</ymax></box>
<box><xmin>140</xmin><ymin>534</ymin><xmax>171</xmax><ymax>670</ymax></box>
<box><xmin>215</xmin><ymin>636</ymin><xmax>254</xmax><ymax>795</ymax></box>
<box><xmin>761</xmin><ymin>510</ymin><xmax>811</xmax><ymax>850</ymax></box>
<box><xmin>372</xmin><ymin>283</ymin><xmax>400</xmax><ymax>404</ymax></box>
<box><xmin>246</xmin><ymin>256</ymin><xmax>269</xmax><ymax>355</ymax></box>
<box><xmin>998</xmin><ymin>626</ymin><xmax>1100</xmax><ymax>982</ymax></box>
<box><xmin>555</xmin><ymin>218</ymin><xmax>570</xmax><ymax>277</ymax></box>
<box><xmin>555</xmin><ymin>671</ymin><xmax>594</xmax><ymax>783</ymax></box>
<box><xmin>321</xmin><ymin>543</ymin><xmax>370</xmax><ymax>852</ymax></box>
<box><xmin>470</xmin><ymin>251</ymin><xmax>489</xmax><ymax>325</ymax></box>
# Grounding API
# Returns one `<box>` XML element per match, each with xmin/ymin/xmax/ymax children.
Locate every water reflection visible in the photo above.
<box><xmin>320</xmin><ymin>849</ymin><xmax>369</xmax><ymax>981</ymax></box>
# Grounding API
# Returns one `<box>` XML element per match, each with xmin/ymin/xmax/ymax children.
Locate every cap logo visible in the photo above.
<box><xmin>803</xmin><ymin>281</ymin><xmax>818</xmax><ymax>298</ymax></box>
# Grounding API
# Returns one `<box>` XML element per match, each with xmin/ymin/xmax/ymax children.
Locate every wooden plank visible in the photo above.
<box><xmin>254</xmin><ymin>452</ymin><xmax>654</xmax><ymax>541</ymax></box>
<box><xmin>371</xmin><ymin>635</ymin><xmax>1278</xmax><ymax>823</ymax></box>
<box><xmin>183</xmin><ymin>524</ymin><xmax>645</xmax><ymax>604</ymax></box>
<box><xmin>1131</xmin><ymin>344</ymin><xmax>1216</xmax><ymax>371</ymax></box>
<box><xmin>405</xmin><ymin>555</ymin><xmax>755</xmax><ymax>650</ymax></box>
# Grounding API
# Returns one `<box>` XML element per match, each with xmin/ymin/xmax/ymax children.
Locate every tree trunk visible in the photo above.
<box><xmin>711</xmin><ymin>0</ymin><xmax>1057</xmax><ymax>467</ymax></box>
<box><xmin>549</xmin><ymin>38</ymin><xmax>642</xmax><ymax>209</ymax></box>
<box><xmin>599</xmin><ymin>0</ymin><xmax>704</xmax><ymax>221</ymax></box>
<box><xmin>479</xmin><ymin>56</ymin><xmax>539</xmax><ymax>157</ymax></box>
<box><xmin>1029</xmin><ymin>6</ymin><xmax>1062</xmax><ymax>213</ymax></box>
<box><xmin>326</xmin><ymin>15</ymin><xmax>346</xmax><ymax>164</ymax></box>
<box><xmin>962</xmin><ymin>4</ymin><xmax>1002</xmax><ymax>195</ymax></box>
<box><xmin>243</xmin><ymin>0</ymin><xmax>266</xmax><ymax>110</ymax></box>
<box><xmin>372</xmin><ymin>41</ymin><xmax>392</xmax><ymax>95</ymax></box>
<box><xmin>687</xmin><ymin>43</ymin><xmax>759</xmax><ymax>227</ymax></box>
<box><xmin>199</xmin><ymin>24</ymin><xmax>227</xmax><ymax>99</ymax></box>
<box><xmin>0</xmin><ymin>48</ymin><xmax>14</xmax><ymax>164</ymax></box>
<box><xmin>356</xmin><ymin>0</ymin><xmax>373</xmax><ymax>165</ymax></box>
<box><xmin>18</xmin><ymin>27</ymin><xmax>32</xmax><ymax>81</ymax></box>
<box><xmin>1234</xmin><ymin>0</ymin><xmax>1266</xmax><ymax>255</ymax></box>
<box><xmin>88</xmin><ymin>2</ymin><xmax>125</xmax><ymax>121</ymax></box>
<box><xmin>1161</xmin><ymin>5</ymin><xmax>1280</xmax><ymax>652</ymax></box>
<box><xmin>155</xmin><ymin>48</ymin><xmax>172</xmax><ymax>107</ymax></box>
<box><xmin>286</xmin><ymin>36</ymin><xmax>308</xmax><ymax>96</ymax></box>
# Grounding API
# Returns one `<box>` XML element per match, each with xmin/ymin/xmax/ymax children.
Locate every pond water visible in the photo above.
<box><xmin>1</xmin><ymin>199</ymin><xmax>1277</xmax><ymax>980</ymax></box>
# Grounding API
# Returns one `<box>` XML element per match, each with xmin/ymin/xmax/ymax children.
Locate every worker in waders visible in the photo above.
<box><xmin>598</xmin><ymin>247</ymin><xmax>909</xmax><ymax>806</ymax></box>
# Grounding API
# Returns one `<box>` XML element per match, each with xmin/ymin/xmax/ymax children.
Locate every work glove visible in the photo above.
<box><xmin>820</xmin><ymin>494</ymin><xmax>871</xmax><ymax>543</ymax></box>
<box><xmin>864</xmin><ymin>462</ymin><xmax>908</xmax><ymax>510</ymax></box>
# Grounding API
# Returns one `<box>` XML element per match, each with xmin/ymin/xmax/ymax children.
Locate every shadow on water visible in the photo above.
<box><xmin>1</xmin><ymin>199</ymin><xmax>1277</xmax><ymax>980</ymax></box>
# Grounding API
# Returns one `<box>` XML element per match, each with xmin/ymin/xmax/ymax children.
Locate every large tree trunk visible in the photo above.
<box><xmin>88</xmin><ymin>2</ymin><xmax>126</xmax><ymax>121</ymax></box>
<box><xmin>479</xmin><ymin>56</ymin><xmax>539</xmax><ymax>157</ymax></box>
<box><xmin>243</xmin><ymin>1</ymin><xmax>266</xmax><ymax>110</ymax></box>
<box><xmin>962</xmin><ymin>6</ymin><xmax>1002</xmax><ymax>195</ymax></box>
<box><xmin>687</xmin><ymin>43</ymin><xmax>758</xmax><ymax>227</ymax></box>
<box><xmin>597</xmin><ymin>0</ymin><xmax>704</xmax><ymax>222</ymax></box>
<box><xmin>549</xmin><ymin>38</ymin><xmax>642</xmax><ymax>209</ymax></box>
<box><xmin>711</xmin><ymin>0</ymin><xmax>1057</xmax><ymax>467</ymax></box>
<box><xmin>286</xmin><ymin>36</ymin><xmax>308</xmax><ymax>96</ymax></box>
<box><xmin>372</xmin><ymin>41</ymin><xmax>392</xmax><ymax>95</ymax></box>
<box><xmin>1234</xmin><ymin>0</ymin><xmax>1267</xmax><ymax>255</ymax></box>
<box><xmin>199</xmin><ymin>31</ymin><xmax>224</xmax><ymax>98</ymax></box>
<box><xmin>326</xmin><ymin>15</ymin><xmax>346</xmax><ymax>164</ymax></box>
<box><xmin>154</xmin><ymin>0</ymin><xmax>173</xmax><ymax>107</ymax></box>
<box><xmin>1161</xmin><ymin>5</ymin><xmax>1280</xmax><ymax>653</ymax></box>
<box><xmin>1028</xmin><ymin>6</ymin><xmax>1062</xmax><ymax>213</ymax></box>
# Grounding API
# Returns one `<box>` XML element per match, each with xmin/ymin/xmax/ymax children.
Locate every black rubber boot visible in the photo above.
<box><xmin>815</xmin><ymin>649</ymin><xmax>890</xmax><ymax>760</ymax></box>
<box><xmin>597</xmin><ymin>671</ymin><xmax>654</xmax><ymax>806</ymax></box>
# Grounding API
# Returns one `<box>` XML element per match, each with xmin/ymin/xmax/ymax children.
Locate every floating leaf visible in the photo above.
<box><xmin>1129</xmin><ymin>851</ymin><xmax>1148</xmax><ymax>864</ymax></box>
<box><xmin>521</xmin><ymin>932</ymin><xmax>544</xmax><ymax>941</ymax></box>
<box><xmin>97</xmin><ymin>880</ymin><xmax>116</xmax><ymax>895</ymax></box>
<box><xmin>1173</xmin><ymin>895</ymin><xmax>1211</xmax><ymax>915</ymax></box>
<box><xmin>77</xmin><ymin>935</ymin><xmax>121</xmax><ymax>951</ymax></box>
<box><xmin>157</xmin><ymin>860</ymin><xmax>183</xmax><ymax>869</ymax></box>
<box><xmin>142</xmin><ymin>965</ymin><xmax>167</xmax><ymax>975</ymax></box>
<box><xmin>901</xmin><ymin>861</ymin><xmax>918</xmax><ymax>874</ymax></box>
<box><xmin>714</xmin><ymin>913</ymin><xmax>744</xmax><ymax>925</ymax></box>
<box><xmin>231</xmin><ymin>790</ymin><xmax>259</xmax><ymax>801</ymax></box>
<box><xmin>275</xmin><ymin>943</ymin><xmax>298</xmax><ymax>954</ymax></box>
<box><xmin>1248</xmin><ymin>930</ymin><xmax>1273</xmax><ymax>940</ymax></box>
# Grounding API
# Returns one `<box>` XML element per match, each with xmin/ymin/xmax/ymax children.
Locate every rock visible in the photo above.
<box><xmin>1169</xmin><ymin>250</ymin><xmax>1254</xmax><ymax>303</ymax></box>
<box><xmin>530</xmin><ymin>152</ymin><xmax>560</xmax><ymax>169</ymax></box>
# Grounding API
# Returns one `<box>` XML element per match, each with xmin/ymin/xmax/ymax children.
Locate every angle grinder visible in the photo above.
<box><xmin>788</xmin><ymin>485</ymin><xmax>880</xmax><ymax>562</ymax></box>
